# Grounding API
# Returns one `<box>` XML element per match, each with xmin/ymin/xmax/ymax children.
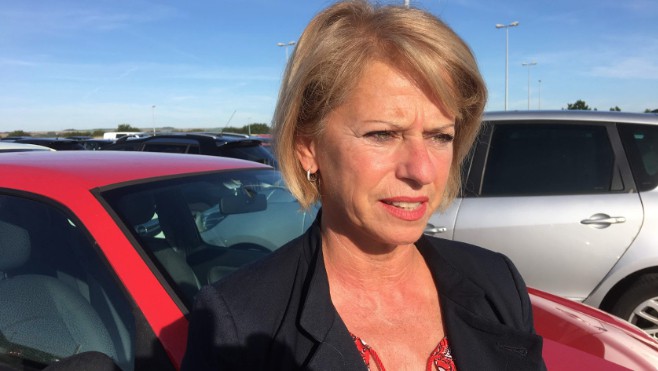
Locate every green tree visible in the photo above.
<box><xmin>117</xmin><ymin>123</ymin><xmax>141</xmax><ymax>132</ymax></box>
<box><xmin>222</xmin><ymin>126</ymin><xmax>246</xmax><ymax>134</ymax></box>
<box><xmin>644</xmin><ymin>108</ymin><xmax>658</xmax><ymax>113</ymax></box>
<box><xmin>609</xmin><ymin>106</ymin><xmax>621</xmax><ymax>112</ymax></box>
<box><xmin>567</xmin><ymin>100</ymin><xmax>592</xmax><ymax>110</ymax></box>
<box><xmin>246</xmin><ymin>123</ymin><xmax>271</xmax><ymax>134</ymax></box>
<box><xmin>218</xmin><ymin>123</ymin><xmax>271</xmax><ymax>135</ymax></box>
<box><xmin>91</xmin><ymin>129</ymin><xmax>106</xmax><ymax>138</ymax></box>
<box><xmin>61</xmin><ymin>130</ymin><xmax>93</xmax><ymax>138</ymax></box>
<box><xmin>6</xmin><ymin>130</ymin><xmax>31</xmax><ymax>137</ymax></box>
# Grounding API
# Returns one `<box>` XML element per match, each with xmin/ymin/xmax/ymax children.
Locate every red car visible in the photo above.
<box><xmin>1</xmin><ymin>151</ymin><xmax>657</xmax><ymax>370</ymax></box>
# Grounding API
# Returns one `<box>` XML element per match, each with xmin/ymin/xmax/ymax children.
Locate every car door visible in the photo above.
<box><xmin>427</xmin><ymin>120</ymin><xmax>644</xmax><ymax>301</ymax></box>
<box><xmin>0</xmin><ymin>194</ymin><xmax>137</xmax><ymax>370</ymax></box>
<box><xmin>0</xmin><ymin>192</ymin><xmax>181</xmax><ymax>370</ymax></box>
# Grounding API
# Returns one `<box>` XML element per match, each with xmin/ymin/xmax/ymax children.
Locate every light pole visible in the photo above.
<box><xmin>496</xmin><ymin>21</ymin><xmax>520</xmax><ymax>111</ymax></box>
<box><xmin>538</xmin><ymin>79</ymin><xmax>542</xmax><ymax>110</ymax></box>
<box><xmin>276</xmin><ymin>41</ymin><xmax>296</xmax><ymax>62</ymax></box>
<box><xmin>522</xmin><ymin>61</ymin><xmax>537</xmax><ymax>110</ymax></box>
<box><xmin>151</xmin><ymin>105</ymin><xmax>156</xmax><ymax>134</ymax></box>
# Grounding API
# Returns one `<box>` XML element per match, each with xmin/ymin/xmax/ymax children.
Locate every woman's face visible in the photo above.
<box><xmin>297</xmin><ymin>61</ymin><xmax>455</xmax><ymax>248</ymax></box>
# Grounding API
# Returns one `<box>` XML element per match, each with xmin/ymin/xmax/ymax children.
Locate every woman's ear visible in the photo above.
<box><xmin>295</xmin><ymin>136</ymin><xmax>318</xmax><ymax>172</ymax></box>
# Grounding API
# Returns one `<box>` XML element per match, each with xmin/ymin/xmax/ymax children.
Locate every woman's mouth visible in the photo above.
<box><xmin>380</xmin><ymin>197</ymin><xmax>428</xmax><ymax>221</ymax></box>
<box><xmin>382</xmin><ymin>200</ymin><xmax>422</xmax><ymax>210</ymax></box>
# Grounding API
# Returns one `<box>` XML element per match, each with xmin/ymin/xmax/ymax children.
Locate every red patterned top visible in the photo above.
<box><xmin>351</xmin><ymin>334</ymin><xmax>456</xmax><ymax>371</ymax></box>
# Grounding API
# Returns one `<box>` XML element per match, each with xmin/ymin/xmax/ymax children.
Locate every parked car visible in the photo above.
<box><xmin>103</xmin><ymin>131</ymin><xmax>149</xmax><ymax>140</ymax></box>
<box><xmin>0</xmin><ymin>136</ymin><xmax>32</xmax><ymax>141</ymax></box>
<box><xmin>1</xmin><ymin>151</ymin><xmax>657</xmax><ymax>370</ymax></box>
<box><xmin>102</xmin><ymin>132</ymin><xmax>276</xmax><ymax>167</ymax></box>
<box><xmin>77</xmin><ymin>138</ymin><xmax>115</xmax><ymax>150</ymax></box>
<box><xmin>426</xmin><ymin>110</ymin><xmax>658</xmax><ymax>337</ymax></box>
<box><xmin>250</xmin><ymin>134</ymin><xmax>273</xmax><ymax>152</ymax></box>
<box><xmin>13</xmin><ymin>137</ymin><xmax>85</xmax><ymax>150</ymax></box>
<box><xmin>0</xmin><ymin>142</ymin><xmax>54</xmax><ymax>152</ymax></box>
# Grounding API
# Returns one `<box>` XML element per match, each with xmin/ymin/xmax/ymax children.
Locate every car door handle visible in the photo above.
<box><xmin>580</xmin><ymin>213</ymin><xmax>626</xmax><ymax>228</ymax></box>
<box><xmin>424</xmin><ymin>223</ymin><xmax>447</xmax><ymax>234</ymax></box>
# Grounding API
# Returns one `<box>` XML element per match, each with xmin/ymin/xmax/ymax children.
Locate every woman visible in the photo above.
<box><xmin>182</xmin><ymin>1</ymin><xmax>546</xmax><ymax>370</ymax></box>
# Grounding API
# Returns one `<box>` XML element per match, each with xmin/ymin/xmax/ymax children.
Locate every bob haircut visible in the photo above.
<box><xmin>273</xmin><ymin>0</ymin><xmax>487</xmax><ymax>210</ymax></box>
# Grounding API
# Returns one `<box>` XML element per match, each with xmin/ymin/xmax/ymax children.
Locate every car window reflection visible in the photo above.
<box><xmin>103</xmin><ymin>169</ymin><xmax>318</xmax><ymax>307</ymax></box>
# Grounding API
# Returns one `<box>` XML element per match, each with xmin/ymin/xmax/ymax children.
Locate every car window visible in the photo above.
<box><xmin>218</xmin><ymin>145</ymin><xmax>277</xmax><ymax>167</ymax></box>
<box><xmin>143</xmin><ymin>143</ymin><xmax>192</xmax><ymax>154</ymax></box>
<box><xmin>481</xmin><ymin>123</ymin><xmax>616</xmax><ymax>196</ymax></box>
<box><xmin>0</xmin><ymin>195</ymin><xmax>136</xmax><ymax>370</ymax></box>
<box><xmin>104</xmin><ymin>142</ymin><xmax>142</xmax><ymax>151</ymax></box>
<box><xmin>103</xmin><ymin>169</ymin><xmax>317</xmax><ymax>307</ymax></box>
<box><xmin>49</xmin><ymin>142</ymin><xmax>85</xmax><ymax>151</ymax></box>
<box><xmin>618</xmin><ymin>123</ymin><xmax>658</xmax><ymax>192</ymax></box>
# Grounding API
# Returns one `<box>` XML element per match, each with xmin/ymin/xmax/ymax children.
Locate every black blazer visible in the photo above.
<box><xmin>182</xmin><ymin>217</ymin><xmax>546</xmax><ymax>370</ymax></box>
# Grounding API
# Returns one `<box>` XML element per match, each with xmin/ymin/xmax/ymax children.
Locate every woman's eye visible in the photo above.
<box><xmin>365</xmin><ymin>131</ymin><xmax>396</xmax><ymax>141</ymax></box>
<box><xmin>430</xmin><ymin>133</ymin><xmax>454</xmax><ymax>144</ymax></box>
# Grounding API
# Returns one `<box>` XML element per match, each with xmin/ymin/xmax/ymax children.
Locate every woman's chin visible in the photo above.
<box><xmin>372</xmin><ymin>224</ymin><xmax>426</xmax><ymax>248</ymax></box>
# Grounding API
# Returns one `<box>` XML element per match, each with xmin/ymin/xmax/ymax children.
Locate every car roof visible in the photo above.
<box><xmin>0</xmin><ymin>141</ymin><xmax>55</xmax><ymax>152</ymax></box>
<box><xmin>15</xmin><ymin>137</ymin><xmax>79</xmax><ymax>143</ymax></box>
<box><xmin>0</xmin><ymin>151</ymin><xmax>270</xmax><ymax>194</ymax></box>
<box><xmin>111</xmin><ymin>132</ymin><xmax>262</xmax><ymax>145</ymax></box>
<box><xmin>484</xmin><ymin>110</ymin><xmax>658</xmax><ymax>125</ymax></box>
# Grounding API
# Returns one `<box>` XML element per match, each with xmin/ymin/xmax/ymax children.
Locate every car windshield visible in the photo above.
<box><xmin>102</xmin><ymin>168</ymin><xmax>317</xmax><ymax>307</ymax></box>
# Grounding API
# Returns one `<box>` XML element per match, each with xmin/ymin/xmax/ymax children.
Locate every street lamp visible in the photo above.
<box><xmin>276</xmin><ymin>41</ymin><xmax>296</xmax><ymax>61</ymax></box>
<box><xmin>151</xmin><ymin>105</ymin><xmax>156</xmax><ymax>135</ymax></box>
<box><xmin>522</xmin><ymin>61</ymin><xmax>537</xmax><ymax>110</ymax></box>
<box><xmin>496</xmin><ymin>21</ymin><xmax>520</xmax><ymax>111</ymax></box>
<box><xmin>538</xmin><ymin>79</ymin><xmax>542</xmax><ymax>110</ymax></box>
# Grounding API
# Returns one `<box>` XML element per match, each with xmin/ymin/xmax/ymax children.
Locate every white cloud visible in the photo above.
<box><xmin>0</xmin><ymin>58</ymin><xmax>38</xmax><ymax>67</ymax></box>
<box><xmin>1</xmin><ymin>4</ymin><xmax>178</xmax><ymax>35</ymax></box>
<box><xmin>590</xmin><ymin>57</ymin><xmax>658</xmax><ymax>79</ymax></box>
<box><xmin>602</xmin><ymin>0</ymin><xmax>658</xmax><ymax>16</ymax></box>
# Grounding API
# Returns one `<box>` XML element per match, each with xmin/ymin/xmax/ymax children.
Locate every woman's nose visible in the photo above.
<box><xmin>395</xmin><ymin>138</ymin><xmax>438</xmax><ymax>186</ymax></box>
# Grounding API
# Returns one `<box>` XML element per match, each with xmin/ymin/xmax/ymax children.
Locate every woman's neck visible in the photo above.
<box><xmin>321</xmin><ymin>226</ymin><xmax>424</xmax><ymax>291</ymax></box>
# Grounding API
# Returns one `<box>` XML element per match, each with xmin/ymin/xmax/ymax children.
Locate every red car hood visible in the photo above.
<box><xmin>530</xmin><ymin>288</ymin><xmax>658</xmax><ymax>370</ymax></box>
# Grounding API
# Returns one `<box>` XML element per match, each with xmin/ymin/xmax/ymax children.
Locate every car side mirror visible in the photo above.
<box><xmin>220</xmin><ymin>193</ymin><xmax>267</xmax><ymax>214</ymax></box>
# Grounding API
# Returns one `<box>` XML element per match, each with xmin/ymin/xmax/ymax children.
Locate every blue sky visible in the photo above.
<box><xmin>2</xmin><ymin>0</ymin><xmax>657</xmax><ymax>132</ymax></box>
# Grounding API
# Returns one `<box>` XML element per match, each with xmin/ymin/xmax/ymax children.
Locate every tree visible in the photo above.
<box><xmin>246</xmin><ymin>123</ymin><xmax>271</xmax><ymax>134</ymax></box>
<box><xmin>567</xmin><ymin>100</ymin><xmax>592</xmax><ymax>110</ymax></box>
<box><xmin>6</xmin><ymin>130</ymin><xmax>31</xmax><ymax>137</ymax></box>
<box><xmin>91</xmin><ymin>129</ymin><xmax>106</xmax><ymax>137</ymax></box>
<box><xmin>609</xmin><ymin>106</ymin><xmax>621</xmax><ymax>112</ymax></box>
<box><xmin>117</xmin><ymin>124</ymin><xmax>141</xmax><ymax>132</ymax></box>
<box><xmin>61</xmin><ymin>130</ymin><xmax>93</xmax><ymax>138</ymax></box>
<box><xmin>218</xmin><ymin>124</ymin><xmax>271</xmax><ymax>135</ymax></box>
<box><xmin>645</xmin><ymin>108</ymin><xmax>658</xmax><ymax>114</ymax></box>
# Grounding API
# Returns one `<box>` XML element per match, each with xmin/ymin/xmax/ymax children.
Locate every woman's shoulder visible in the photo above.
<box><xmin>421</xmin><ymin>236</ymin><xmax>510</xmax><ymax>267</ymax></box>
<box><xmin>182</xmin><ymin>234</ymin><xmax>315</xmax><ymax>370</ymax></box>
<box><xmin>418</xmin><ymin>236</ymin><xmax>526</xmax><ymax>294</ymax></box>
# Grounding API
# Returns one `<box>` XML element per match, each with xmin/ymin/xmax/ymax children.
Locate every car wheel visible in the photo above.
<box><xmin>610</xmin><ymin>274</ymin><xmax>658</xmax><ymax>339</ymax></box>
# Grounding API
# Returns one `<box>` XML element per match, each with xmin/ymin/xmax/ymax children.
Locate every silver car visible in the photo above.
<box><xmin>426</xmin><ymin>110</ymin><xmax>658</xmax><ymax>337</ymax></box>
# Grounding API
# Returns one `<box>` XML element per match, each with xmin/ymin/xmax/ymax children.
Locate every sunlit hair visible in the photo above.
<box><xmin>272</xmin><ymin>0</ymin><xmax>487</xmax><ymax>210</ymax></box>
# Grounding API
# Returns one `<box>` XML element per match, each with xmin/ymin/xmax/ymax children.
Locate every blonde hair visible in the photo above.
<box><xmin>273</xmin><ymin>0</ymin><xmax>487</xmax><ymax>210</ymax></box>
